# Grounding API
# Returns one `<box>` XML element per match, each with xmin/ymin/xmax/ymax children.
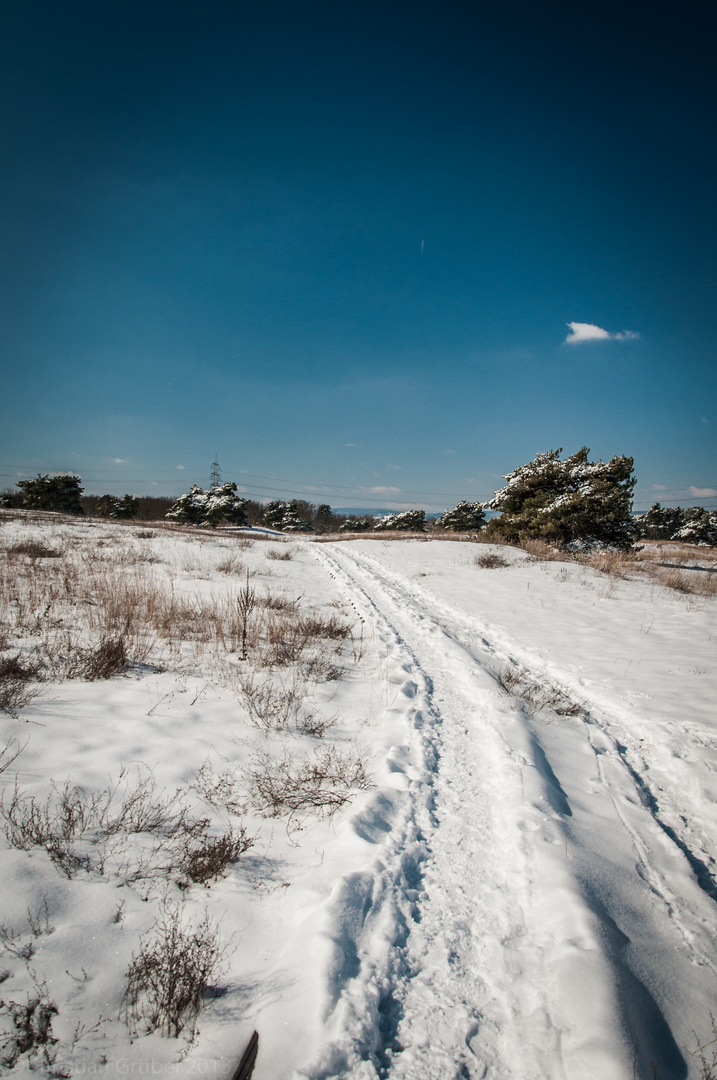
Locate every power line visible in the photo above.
<box><xmin>0</xmin><ymin>467</ymin><xmax>473</xmax><ymax>500</ymax></box>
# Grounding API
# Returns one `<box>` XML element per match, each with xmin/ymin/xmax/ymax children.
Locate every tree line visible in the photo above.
<box><xmin>2</xmin><ymin>450</ymin><xmax>715</xmax><ymax>546</ymax></box>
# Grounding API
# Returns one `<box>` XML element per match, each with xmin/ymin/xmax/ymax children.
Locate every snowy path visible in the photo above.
<box><xmin>304</xmin><ymin>545</ymin><xmax>717</xmax><ymax>1080</ymax></box>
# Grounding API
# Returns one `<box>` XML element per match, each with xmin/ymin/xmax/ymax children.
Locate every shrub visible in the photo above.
<box><xmin>16</xmin><ymin>474</ymin><xmax>83</xmax><ymax>515</ymax></box>
<box><xmin>265</xmin><ymin>547</ymin><xmax>293</xmax><ymax>561</ymax></box>
<box><xmin>0</xmin><ymin>656</ymin><xmax>42</xmax><ymax>717</ymax></box>
<box><xmin>486</xmin><ymin>447</ymin><xmax>636</xmax><ymax>548</ymax></box>
<box><xmin>374</xmin><ymin>509</ymin><xmax>426</xmax><ymax>532</ymax></box>
<box><xmin>0</xmin><ymin>995</ymin><xmax>59</xmax><ymax>1070</ymax></box>
<box><xmin>474</xmin><ymin>551</ymin><xmax>509</xmax><ymax>568</ymax></box>
<box><xmin>249</xmin><ymin>744</ymin><xmax>372</xmax><ymax>821</ymax></box>
<box><xmin>438</xmin><ymin>501</ymin><xmax>486</xmax><ymax>532</ymax></box>
<box><xmin>122</xmin><ymin>906</ymin><xmax>228</xmax><ymax>1037</ymax></box>
<box><xmin>175</xmin><ymin>827</ymin><xmax>254</xmax><ymax>886</ymax></box>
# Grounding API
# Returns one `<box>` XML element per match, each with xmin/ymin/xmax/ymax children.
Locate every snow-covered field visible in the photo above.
<box><xmin>1</xmin><ymin>514</ymin><xmax>716</xmax><ymax>1080</ymax></box>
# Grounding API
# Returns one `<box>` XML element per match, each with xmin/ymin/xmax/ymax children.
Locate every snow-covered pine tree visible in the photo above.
<box><xmin>203</xmin><ymin>483</ymin><xmax>248</xmax><ymax>527</ymax></box>
<box><xmin>112</xmin><ymin>494</ymin><xmax>140</xmax><ymax>520</ymax></box>
<box><xmin>438</xmin><ymin>501</ymin><xmax>486</xmax><ymax>532</ymax></box>
<box><xmin>261</xmin><ymin>501</ymin><xmax>289</xmax><ymax>529</ymax></box>
<box><xmin>166</xmin><ymin>486</ymin><xmax>208</xmax><ymax>525</ymax></box>
<box><xmin>486</xmin><ymin>447</ymin><xmax>636</xmax><ymax>548</ymax></box>
<box><xmin>374</xmin><ymin>509</ymin><xmax>426</xmax><ymax>532</ymax></box>
<box><xmin>675</xmin><ymin>507</ymin><xmax>717</xmax><ymax>546</ymax></box>
<box><xmin>633</xmin><ymin>503</ymin><xmax>684</xmax><ymax>540</ymax></box>
<box><xmin>338</xmin><ymin>516</ymin><xmax>373</xmax><ymax>533</ymax></box>
<box><xmin>166</xmin><ymin>484</ymin><xmax>247</xmax><ymax>527</ymax></box>
<box><xmin>260</xmin><ymin>500</ymin><xmax>312</xmax><ymax>531</ymax></box>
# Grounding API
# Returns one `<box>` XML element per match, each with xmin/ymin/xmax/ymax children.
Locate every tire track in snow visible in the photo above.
<box><xmin>305</xmin><ymin>546</ymin><xmax>634</xmax><ymax>1079</ymax></box>
<box><xmin>339</xmin><ymin>546</ymin><xmax>717</xmax><ymax>913</ymax></box>
<box><xmin>305</xmin><ymin>544</ymin><xmax>717</xmax><ymax>1080</ymax></box>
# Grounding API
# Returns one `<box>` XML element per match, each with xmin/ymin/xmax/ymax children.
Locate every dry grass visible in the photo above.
<box><xmin>9</xmin><ymin>540</ymin><xmax>63</xmax><ymax>560</ymax></box>
<box><xmin>0</xmin><ymin>768</ymin><xmax>254</xmax><ymax>885</ymax></box>
<box><xmin>494</xmin><ymin>664</ymin><xmax>584</xmax><ymax>718</ymax></box>
<box><xmin>0</xmin><ymin>523</ymin><xmax>358</xmax><ymax>708</ymax></box>
<box><xmin>518</xmin><ymin>538</ymin><xmax>569</xmax><ymax>562</ymax></box>
<box><xmin>0</xmin><ymin>516</ymin><xmax>374</xmax><ymax>1054</ymax></box>
<box><xmin>216</xmin><ymin>554</ymin><xmax>245</xmax><ymax>575</ymax></box>
<box><xmin>512</xmin><ymin>537</ymin><xmax>717</xmax><ymax>598</ymax></box>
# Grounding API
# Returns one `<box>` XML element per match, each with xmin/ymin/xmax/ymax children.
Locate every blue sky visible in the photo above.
<box><xmin>1</xmin><ymin>0</ymin><xmax>715</xmax><ymax>512</ymax></box>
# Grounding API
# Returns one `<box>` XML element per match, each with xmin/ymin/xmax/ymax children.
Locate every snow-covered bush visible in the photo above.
<box><xmin>166</xmin><ymin>484</ymin><xmax>247</xmax><ymax>527</ymax></box>
<box><xmin>438</xmin><ymin>501</ymin><xmax>486</xmax><ymax>532</ymax></box>
<box><xmin>486</xmin><ymin>447</ymin><xmax>636</xmax><ymax>548</ymax></box>
<box><xmin>16</xmin><ymin>474</ymin><xmax>84</xmax><ymax>515</ymax></box>
<box><xmin>374</xmin><ymin>509</ymin><xmax>426</xmax><ymax>532</ymax></box>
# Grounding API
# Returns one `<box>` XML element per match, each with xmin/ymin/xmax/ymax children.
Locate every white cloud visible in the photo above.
<box><xmin>113</xmin><ymin>458</ymin><xmax>128</xmax><ymax>463</ymax></box>
<box><xmin>565</xmin><ymin>322</ymin><xmax>640</xmax><ymax>344</ymax></box>
<box><xmin>701</xmin><ymin>417</ymin><xmax>709</xmax><ymax>424</ymax></box>
<box><xmin>364</xmin><ymin>486</ymin><xmax>401</xmax><ymax>493</ymax></box>
<box><xmin>689</xmin><ymin>486</ymin><xmax>717</xmax><ymax>498</ymax></box>
<box><xmin>176</xmin><ymin>464</ymin><xmax>185</xmax><ymax>470</ymax></box>
<box><xmin>652</xmin><ymin>484</ymin><xmax>667</xmax><ymax>491</ymax></box>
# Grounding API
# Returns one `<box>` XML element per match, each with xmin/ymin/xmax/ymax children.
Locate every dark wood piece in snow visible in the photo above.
<box><xmin>230</xmin><ymin>1030</ymin><xmax>259</xmax><ymax>1080</ymax></box>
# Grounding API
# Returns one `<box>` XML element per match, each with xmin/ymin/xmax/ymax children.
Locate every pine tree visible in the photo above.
<box><xmin>374</xmin><ymin>509</ymin><xmax>426</xmax><ymax>532</ymax></box>
<box><xmin>676</xmin><ymin>507</ymin><xmax>717</xmax><ymax>546</ymax></box>
<box><xmin>260</xmin><ymin>500</ymin><xmax>312</xmax><ymax>532</ymax></box>
<box><xmin>166</xmin><ymin>483</ymin><xmax>247</xmax><ymax>527</ymax></box>
<box><xmin>261</xmin><ymin>501</ymin><xmax>289</xmax><ymax>530</ymax></box>
<box><xmin>112</xmin><ymin>494</ymin><xmax>140</xmax><ymax>520</ymax></box>
<box><xmin>203</xmin><ymin>483</ymin><xmax>248</xmax><ymax>527</ymax></box>
<box><xmin>314</xmin><ymin>504</ymin><xmax>335</xmax><ymax>533</ymax></box>
<box><xmin>486</xmin><ymin>447</ymin><xmax>636</xmax><ymax>548</ymax></box>
<box><xmin>438</xmin><ymin>501</ymin><xmax>486</xmax><ymax>532</ymax></box>
<box><xmin>338</xmin><ymin>515</ymin><xmax>374</xmax><ymax>533</ymax></box>
<box><xmin>95</xmin><ymin>494</ymin><xmax>119</xmax><ymax>518</ymax></box>
<box><xmin>634</xmin><ymin>503</ymin><xmax>684</xmax><ymax>540</ymax></box>
<box><xmin>16</xmin><ymin>474</ymin><xmax>84</xmax><ymax>515</ymax></box>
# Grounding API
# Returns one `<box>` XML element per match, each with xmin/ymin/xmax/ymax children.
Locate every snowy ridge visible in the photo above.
<box><xmin>302</xmin><ymin>544</ymin><xmax>716</xmax><ymax>1080</ymax></box>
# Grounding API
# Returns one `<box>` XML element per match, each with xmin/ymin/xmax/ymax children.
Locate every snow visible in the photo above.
<box><xmin>1</xmin><ymin>518</ymin><xmax>716</xmax><ymax>1079</ymax></box>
